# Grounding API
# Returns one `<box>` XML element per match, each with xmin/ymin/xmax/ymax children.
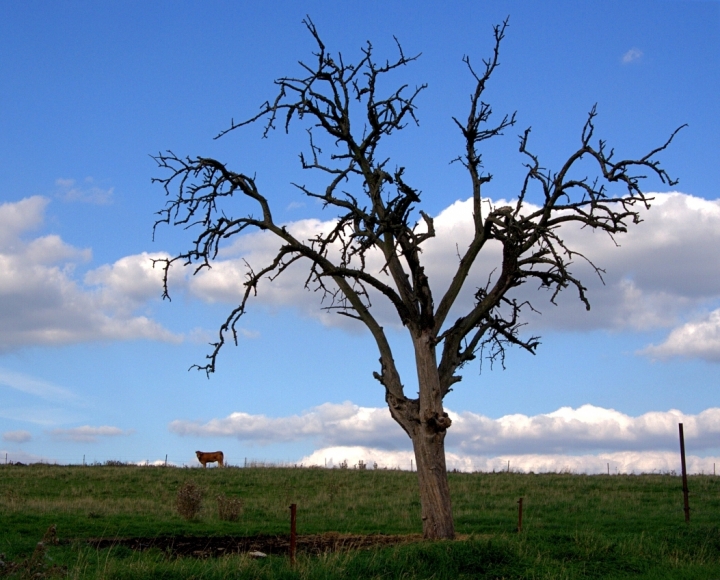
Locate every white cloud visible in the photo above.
<box><xmin>184</xmin><ymin>218</ymin><xmax>385</xmax><ymax>333</ymax></box>
<box><xmin>299</xmin><ymin>447</ymin><xmax>719</xmax><ymax>475</ymax></box>
<box><xmin>0</xmin><ymin>196</ymin><xmax>48</xmax><ymax>245</ymax></box>
<box><xmin>622</xmin><ymin>48</ymin><xmax>643</xmax><ymax>64</ymax></box>
<box><xmin>6</xmin><ymin>191</ymin><xmax>717</xmax><ymax>360</ymax></box>
<box><xmin>640</xmin><ymin>308</ymin><xmax>720</xmax><ymax>362</ymax></box>
<box><xmin>84</xmin><ymin>251</ymin><xmax>185</xmax><ymax>315</ymax></box>
<box><xmin>50</xmin><ymin>425</ymin><xmax>132</xmax><ymax>443</ymax></box>
<box><xmin>449</xmin><ymin>405</ymin><xmax>720</xmax><ymax>454</ymax></box>
<box><xmin>425</xmin><ymin>193</ymin><xmax>720</xmax><ymax>334</ymax></box>
<box><xmin>300</xmin><ymin>446</ymin><xmax>414</xmax><ymax>469</ymax></box>
<box><xmin>182</xmin><ymin>191</ymin><xmax>720</xmax><ymax>361</ymax></box>
<box><xmin>2</xmin><ymin>430</ymin><xmax>32</xmax><ymax>443</ymax></box>
<box><xmin>170</xmin><ymin>401</ymin><xmax>402</xmax><ymax>448</ymax></box>
<box><xmin>0</xmin><ymin>197</ymin><xmax>181</xmax><ymax>351</ymax></box>
<box><xmin>133</xmin><ymin>459</ymin><xmax>179</xmax><ymax>467</ymax></box>
<box><xmin>56</xmin><ymin>177</ymin><xmax>113</xmax><ymax>205</ymax></box>
<box><xmin>170</xmin><ymin>402</ymin><xmax>720</xmax><ymax>458</ymax></box>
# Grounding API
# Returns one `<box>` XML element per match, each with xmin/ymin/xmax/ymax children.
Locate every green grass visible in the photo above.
<box><xmin>1</xmin><ymin>464</ymin><xmax>719</xmax><ymax>578</ymax></box>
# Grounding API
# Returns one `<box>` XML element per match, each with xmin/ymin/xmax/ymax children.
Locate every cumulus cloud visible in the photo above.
<box><xmin>170</xmin><ymin>402</ymin><xmax>401</xmax><ymax>448</ymax></box>
<box><xmin>183</xmin><ymin>191</ymin><xmax>720</xmax><ymax>360</ymax></box>
<box><xmin>622</xmin><ymin>48</ymin><xmax>643</xmax><ymax>64</ymax></box>
<box><xmin>0</xmin><ymin>197</ymin><xmax>181</xmax><ymax>351</ymax></box>
<box><xmin>0</xmin><ymin>196</ymin><xmax>49</xmax><ymax>245</ymax></box>
<box><xmin>187</xmin><ymin>217</ymin><xmax>352</xmax><ymax>327</ymax></box>
<box><xmin>7</xmin><ymin>190</ymin><xmax>716</xmax><ymax>359</ymax></box>
<box><xmin>133</xmin><ymin>459</ymin><xmax>180</xmax><ymax>467</ymax></box>
<box><xmin>56</xmin><ymin>177</ymin><xmax>113</xmax><ymax>205</ymax></box>
<box><xmin>640</xmin><ymin>308</ymin><xmax>720</xmax><ymax>362</ymax></box>
<box><xmin>422</xmin><ymin>193</ymin><xmax>720</xmax><ymax>334</ymax></box>
<box><xmin>450</xmin><ymin>405</ymin><xmax>720</xmax><ymax>454</ymax></box>
<box><xmin>3</xmin><ymin>430</ymin><xmax>32</xmax><ymax>443</ymax></box>
<box><xmin>84</xmin><ymin>251</ymin><xmax>186</xmax><ymax>315</ymax></box>
<box><xmin>300</xmin><ymin>446</ymin><xmax>414</xmax><ymax>469</ymax></box>
<box><xmin>170</xmin><ymin>402</ymin><xmax>720</xmax><ymax>458</ymax></box>
<box><xmin>299</xmin><ymin>447</ymin><xmax>718</xmax><ymax>475</ymax></box>
<box><xmin>50</xmin><ymin>425</ymin><xmax>132</xmax><ymax>443</ymax></box>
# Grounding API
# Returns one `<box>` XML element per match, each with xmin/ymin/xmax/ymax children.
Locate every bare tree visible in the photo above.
<box><xmin>152</xmin><ymin>19</ymin><xmax>681</xmax><ymax>539</ymax></box>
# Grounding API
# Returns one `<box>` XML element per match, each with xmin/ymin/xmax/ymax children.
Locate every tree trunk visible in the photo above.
<box><xmin>385</xmin><ymin>330</ymin><xmax>455</xmax><ymax>539</ymax></box>
<box><xmin>411</xmin><ymin>426</ymin><xmax>455</xmax><ymax>539</ymax></box>
<box><xmin>411</xmin><ymin>330</ymin><xmax>455</xmax><ymax>539</ymax></box>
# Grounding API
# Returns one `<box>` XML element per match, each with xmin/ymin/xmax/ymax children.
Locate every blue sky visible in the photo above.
<box><xmin>1</xmin><ymin>1</ymin><xmax>718</xmax><ymax>472</ymax></box>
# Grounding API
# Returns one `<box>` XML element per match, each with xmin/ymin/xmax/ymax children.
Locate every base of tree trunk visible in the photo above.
<box><xmin>413</xmin><ymin>432</ymin><xmax>455</xmax><ymax>540</ymax></box>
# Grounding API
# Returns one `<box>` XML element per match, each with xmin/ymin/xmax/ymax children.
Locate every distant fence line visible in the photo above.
<box><xmin>1</xmin><ymin>452</ymin><xmax>717</xmax><ymax>476</ymax></box>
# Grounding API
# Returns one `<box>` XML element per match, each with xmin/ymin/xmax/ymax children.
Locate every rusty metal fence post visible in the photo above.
<box><xmin>679</xmin><ymin>423</ymin><xmax>690</xmax><ymax>523</ymax></box>
<box><xmin>289</xmin><ymin>503</ymin><xmax>297</xmax><ymax>565</ymax></box>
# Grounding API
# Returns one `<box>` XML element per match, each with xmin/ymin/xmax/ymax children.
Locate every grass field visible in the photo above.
<box><xmin>1</xmin><ymin>463</ymin><xmax>719</xmax><ymax>579</ymax></box>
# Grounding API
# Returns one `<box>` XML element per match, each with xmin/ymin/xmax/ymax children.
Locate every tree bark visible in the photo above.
<box><xmin>410</xmin><ymin>330</ymin><xmax>455</xmax><ymax>540</ymax></box>
<box><xmin>412</xmin><ymin>425</ymin><xmax>455</xmax><ymax>539</ymax></box>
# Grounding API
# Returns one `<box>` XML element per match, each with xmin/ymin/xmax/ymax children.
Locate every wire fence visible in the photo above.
<box><xmin>1</xmin><ymin>451</ymin><xmax>718</xmax><ymax>476</ymax></box>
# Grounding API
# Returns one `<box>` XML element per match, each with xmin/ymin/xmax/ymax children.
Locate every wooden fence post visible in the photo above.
<box><xmin>679</xmin><ymin>423</ymin><xmax>690</xmax><ymax>523</ymax></box>
<box><xmin>517</xmin><ymin>497</ymin><xmax>523</xmax><ymax>533</ymax></box>
<box><xmin>289</xmin><ymin>503</ymin><xmax>297</xmax><ymax>566</ymax></box>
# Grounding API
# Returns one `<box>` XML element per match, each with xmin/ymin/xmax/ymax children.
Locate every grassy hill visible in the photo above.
<box><xmin>1</xmin><ymin>463</ymin><xmax>718</xmax><ymax>578</ymax></box>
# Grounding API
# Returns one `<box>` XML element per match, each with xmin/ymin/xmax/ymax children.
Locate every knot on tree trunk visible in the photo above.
<box><xmin>386</xmin><ymin>393</ymin><xmax>402</xmax><ymax>410</ymax></box>
<box><xmin>424</xmin><ymin>411</ymin><xmax>452</xmax><ymax>432</ymax></box>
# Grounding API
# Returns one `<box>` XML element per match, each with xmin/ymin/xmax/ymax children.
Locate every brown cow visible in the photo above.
<box><xmin>196</xmin><ymin>450</ymin><xmax>224</xmax><ymax>468</ymax></box>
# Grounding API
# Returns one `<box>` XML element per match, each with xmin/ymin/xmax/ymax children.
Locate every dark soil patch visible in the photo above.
<box><xmin>87</xmin><ymin>533</ymin><xmax>423</xmax><ymax>558</ymax></box>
